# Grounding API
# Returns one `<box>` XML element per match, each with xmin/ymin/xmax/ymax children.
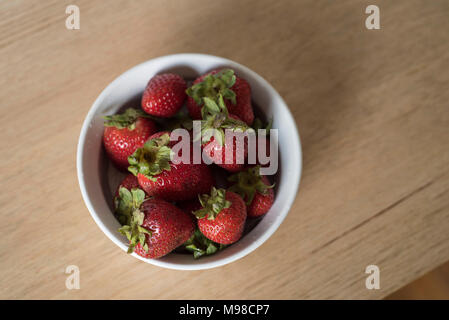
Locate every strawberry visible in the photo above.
<box><xmin>203</xmin><ymin>137</ymin><xmax>247</xmax><ymax>172</ymax></box>
<box><xmin>186</xmin><ymin>69</ymin><xmax>254</xmax><ymax>125</ymax></box>
<box><xmin>177</xmin><ymin>200</ymin><xmax>228</xmax><ymax>258</ymax></box>
<box><xmin>113</xmin><ymin>178</ymin><xmax>144</xmax><ymax>226</ymax></box>
<box><xmin>103</xmin><ymin>108</ymin><xmax>157</xmax><ymax>171</ymax></box>
<box><xmin>116</xmin><ymin>189</ymin><xmax>194</xmax><ymax>259</ymax></box>
<box><xmin>193</xmin><ymin>187</ymin><xmax>247</xmax><ymax>244</ymax></box>
<box><xmin>196</xmin><ymin>95</ymin><xmax>251</xmax><ymax>172</ymax></box>
<box><xmin>114</xmin><ymin>174</ymin><xmax>141</xmax><ymax>198</ymax></box>
<box><xmin>228</xmin><ymin>166</ymin><xmax>274</xmax><ymax>217</ymax></box>
<box><xmin>128</xmin><ymin>132</ymin><xmax>214</xmax><ymax>202</ymax></box>
<box><xmin>113</xmin><ymin>174</ymin><xmax>147</xmax><ymax>223</ymax></box>
<box><xmin>141</xmin><ymin>73</ymin><xmax>187</xmax><ymax>118</ymax></box>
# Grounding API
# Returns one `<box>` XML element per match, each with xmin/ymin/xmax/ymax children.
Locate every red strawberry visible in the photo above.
<box><xmin>103</xmin><ymin>108</ymin><xmax>157</xmax><ymax>171</ymax></box>
<box><xmin>117</xmin><ymin>191</ymin><xmax>194</xmax><ymax>259</ymax></box>
<box><xmin>141</xmin><ymin>73</ymin><xmax>187</xmax><ymax>118</ymax></box>
<box><xmin>228</xmin><ymin>166</ymin><xmax>274</xmax><ymax>217</ymax></box>
<box><xmin>186</xmin><ymin>69</ymin><xmax>254</xmax><ymax>125</ymax></box>
<box><xmin>202</xmin><ymin>133</ymin><xmax>247</xmax><ymax>172</ymax></box>
<box><xmin>128</xmin><ymin>132</ymin><xmax>214</xmax><ymax>202</ymax></box>
<box><xmin>193</xmin><ymin>188</ymin><xmax>247</xmax><ymax>244</ymax></box>
<box><xmin>114</xmin><ymin>174</ymin><xmax>141</xmax><ymax>198</ymax></box>
<box><xmin>197</xmin><ymin>96</ymin><xmax>251</xmax><ymax>172</ymax></box>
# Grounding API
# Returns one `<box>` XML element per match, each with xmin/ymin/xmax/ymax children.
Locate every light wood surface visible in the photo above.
<box><xmin>387</xmin><ymin>261</ymin><xmax>449</xmax><ymax>299</ymax></box>
<box><xmin>1</xmin><ymin>0</ymin><xmax>448</xmax><ymax>299</ymax></box>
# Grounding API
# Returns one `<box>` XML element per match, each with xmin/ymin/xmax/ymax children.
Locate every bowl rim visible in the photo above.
<box><xmin>76</xmin><ymin>53</ymin><xmax>302</xmax><ymax>270</ymax></box>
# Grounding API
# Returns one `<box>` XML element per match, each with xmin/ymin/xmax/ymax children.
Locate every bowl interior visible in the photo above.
<box><xmin>77</xmin><ymin>54</ymin><xmax>302</xmax><ymax>270</ymax></box>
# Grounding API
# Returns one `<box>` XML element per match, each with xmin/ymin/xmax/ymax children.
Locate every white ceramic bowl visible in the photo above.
<box><xmin>77</xmin><ymin>53</ymin><xmax>302</xmax><ymax>270</ymax></box>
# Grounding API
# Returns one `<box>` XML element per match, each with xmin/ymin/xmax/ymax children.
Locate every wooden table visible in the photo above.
<box><xmin>1</xmin><ymin>0</ymin><xmax>448</xmax><ymax>299</ymax></box>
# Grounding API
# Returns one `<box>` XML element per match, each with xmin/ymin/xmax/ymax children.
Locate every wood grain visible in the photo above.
<box><xmin>387</xmin><ymin>261</ymin><xmax>449</xmax><ymax>299</ymax></box>
<box><xmin>0</xmin><ymin>0</ymin><xmax>448</xmax><ymax>299</ymax></box>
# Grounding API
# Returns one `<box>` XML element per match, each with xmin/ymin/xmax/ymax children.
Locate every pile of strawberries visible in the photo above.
<box><xmin>102</xmin><ymin>69</ymin><xmax>275</xmax><ymax>259</ymax></box>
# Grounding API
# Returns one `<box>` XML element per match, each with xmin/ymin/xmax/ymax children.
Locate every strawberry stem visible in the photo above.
<box><xmin>193</xmin><ymin>187</ymin><xmax>232</xmax><ymax>220</ymax></box>
<box><xmin>115</xmin><ymin>187</ymin><xmax>152</xmax><ymax>254</ymax></box>
<box><xmin>103</xmin><ymin>108</ymin><xmax>153</xmax><ymax>130</ymax></box>
<box><xmin>183</xmin><ymin>229</ymin><xmax>227</xmax><ymax>259</ymax></box>
<box><xmin>186</xmin><ymin>69</ymin><xmax>237</xmax><ymax>106</ymax></box>
<box><xmin>127</xmin><ymin>133</ymin><xmax>172</xmax><ymax>181</ymax></box>
<box><xmin>228</xmin><ymin>166</ymin><xmax>275</xmax><ymax>205</ymax></box>
<box><xmin>195</xmin><ymin>94</ymin><xmax>251</xmax><ymax>146</ymax></box>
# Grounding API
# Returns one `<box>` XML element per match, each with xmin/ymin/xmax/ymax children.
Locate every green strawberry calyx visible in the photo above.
<box><xmin>116</xmin><ymin>187</ymin><xmax>152</xmax><ymax>254</ymax></box>
<box><xmin>193</xmin><ymin>187</ymin><xmax>232</xmax><ymax>220</ymax></box>
<box><xmin>194</xmin><ymin>94</ymin><xmax>251</xmax><ymax>146</ymax></box>
<box><xmin>228</xmin><ymin>166</ymin><xmax>275</xmax><ymax>205</ymax></box>
<box><xmin>103</xmin><ymin>108</ymin><xmax>153</xmax><ymax>130</ymax></box>
<box><xmin>183</xmin><ymin>229</ymin><xmax>227</xmax><ymax>259</ymax></box>
<box><xmin>127</xmin><ymin>133</ymin><xmax>173</xmax><ymax>182</ymax></box>
<box><xmin>186</xmin><ymin>69</ymin><xmax>237</xmax><ymax>107</ymax></box>
<box><xmin>114</xmin><ymin>186</ymin><xmax>143</xmax><ymax>225</ymax></box>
